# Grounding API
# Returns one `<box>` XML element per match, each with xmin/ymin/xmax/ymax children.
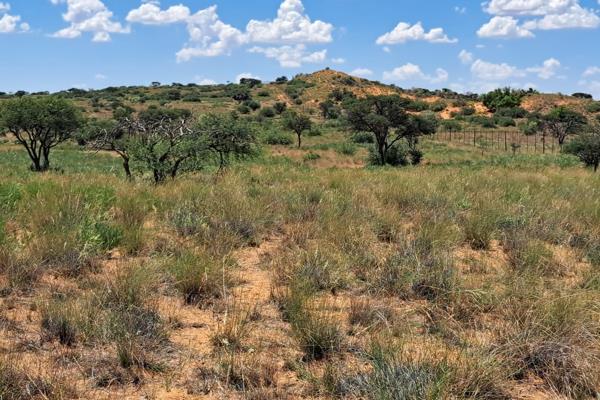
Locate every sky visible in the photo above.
<box><xmin>1</xmin><ymin>0</ymin><xmax>600</xmax><ymax>97</ymax></box>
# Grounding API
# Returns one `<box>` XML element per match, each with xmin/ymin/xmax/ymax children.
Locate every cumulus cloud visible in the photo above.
<box><xmin>177</xmin><ymin>6</ymin><xmax>246</xmax><ymax>61</ymax></box>
<box><xmin>471</xmin><ymin>59</ymin><xmax>526</xmax><ymax>80</ymax></box>
<box><xmin>470</xmin><ymin>57</ymin><xmax>561</xmax><ymax>82</ymax></box>
<box><xmin>245</xmin><ymin>0</ymin><xmax>333</xmax><ymax>44</ymax></box>
<box><xmin>127</xmin><ymin>0</ymin><xmax>332</xmax><ymax>66</ymax></box>
<box><xmin>376</xmin><ymin>22</ymin><xmax>457</xmax><ymax>45</ymax></box>
<box><xmin>526</xmin><ymin>58</ymin><xmax>561</xmax><ymax>79</ymax></box>
<box><xmin>50</xmin><ymin>0</ymin><xmax>129</xmax><ymax>42</ymax></box>
<box><xmin>126</xmin><ymin>1</ymin><xmax>190</xmax><ymax>25</ymax></box>
<box><xmin>248</xmin><ymin>45</ymin><xmax>326</xmax><ymax>68</ymax></box>
<box><xmin>478</xmin><ymin>0</ymin><xmax>600</xmax><ymax>38</ymax></box>
<box><xmin>331</xmin><ymin>57</ymin><xmax>345</xmax><ymax>64</ymax></box>
<box><xmin>583</xmin><ymin>66</ymin><xmax>600</xmax><ymax>77</ymax></box>
<box><xmin>351</xmin><ymin>68</ymin><xmax>373</xmax><ymax>77</ymax></box>
<box><xmin>477</xmin><ymin>16</ymin><xmax>534</xmax><ymax>38</ymax></box>
<box><xmin>458</xmin><ymin>49</ymin><xmax>474</xmax><ymax>64</ymax></box>
<box><xmin>0</xmin><ymin>2</ymin><xmax>29</xmax><ymax>33</ymax></box>
<box><xmin>383</xmin><ymin>63</ymin><xmax>449</xmax><ymax>84</ymax></box>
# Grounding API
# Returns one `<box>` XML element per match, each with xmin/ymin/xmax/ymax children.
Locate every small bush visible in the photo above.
<box><xmin>291</xmin><ymin>304</ymin><xmax>343</xmax><ymax>361</ymax></box>
<box><xmin>336</xmin><ymin>143</ymin><xmax>357</xmax><ymax>156</ymax></box>
<box><xmin>351</xmin><ymin>132</ymin><xmax>374</xmax><ymax>144</ymax></box>
<box><xmin>264</xmin><ymin>131</ymin><xmax>293</xmax><ymax>145</ymax></box>
<box><xmin>168</xmin><ymin>251</ymin><xmax>231</xmax><ymax>306</ymax></box>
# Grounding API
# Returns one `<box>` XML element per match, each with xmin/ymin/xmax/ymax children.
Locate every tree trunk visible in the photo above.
<box><xmin>297</xmin><ymin>133</ymin><xmax>302</xmax><ymax>148</ymax></box>
<box><xmin>122</xmin><ymin>157</ymin><xmax>132</xmax><ymax>180</ymax></box>
<box><xmin>41</xmin><ymin>147</ymin><xmax>50</xmax><ymax>171</ymax></box>
<box><xmin>153</xmin><ymin>169</ymin><xmax>166</xmax><ymax>184</ymax></box>
<box><xmin>378</xmin><ymin>142</ymin><xmax>386</xmax><ymax>166</ymax></box>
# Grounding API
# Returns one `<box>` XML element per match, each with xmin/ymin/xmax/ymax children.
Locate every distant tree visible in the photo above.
<box><xmin>572</xmin><ymin>92</ymin><xmax>593</xmax><ymax>100</ymax></box>
<box><xmin>346</xmin><ymin>95</ymin><xmax>436</xmax><ymax>166</ymax></box>
<box><xmin>564</xmin><ymin>128</ymin><xmax>600</xmax><ymax>172</ymax></box>
<box><xmin>239</xmin><ymin>78</ymin><xmax>262</xmax><ymax>87</ymax></box>
<box><xmin>542</xmin><ymin>106</ymin><xmax>587</xmax><ymax>145</ymax></box>
<box><xmin>441</xmin><ymin>119</ymin><xmax>462</xmax><ymax>132</ymax></box>
<box><xmin>151</xmin><ymin>81</ymin><xmax>161</xmax><ymax>87</ymax></box>
<box><xmin>14</xmin><ymin>90</ymin><xmax>27</xmax><ymax>97</ymax></box>
<box><xmin>275</xmin><ymin>76</ymin><xmax>288</xmax><ymax>84</ymax></box>
<box><xmin>229</xmin><ymin>86</ymin><xmax>251</xmax><ymax>103</ymax></box>
<box><xmin>195</xmin><ymin>113</ymin><xmax>257</xmax><ymax>170</ymax></box>
<box><xmin>319</xmin><ymin>100</ymin><xmax>339</xmax><ymax>119</ymax></box>
<box><xmin>482</xmin><ymin>88</ymin><xmax>524</xmax><ymax>113</ymax></box>
<box><xmin>0</xmin><ymin>96</ymin><xmax>83</xmax><ymax>171</ymax></box>
<box><xmin>283</xmin><ymin>110</ymin><xmax>312</xmax><ymax>148</ymax></box>
<box><xmin>273</xmin><ymin>102</ymin><xmax>287</xmax><ymax>114</ymax></box>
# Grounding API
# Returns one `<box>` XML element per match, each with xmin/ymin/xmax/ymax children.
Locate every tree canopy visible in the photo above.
<box><xmin>346</xmin><ymin>95</ymin><xmax>437</xmax><ymax>166</ymax></box>
<box><xmin>0</xmin><ymin>96</ymin><xmax>83</xmax><ymax>171</ymax></box>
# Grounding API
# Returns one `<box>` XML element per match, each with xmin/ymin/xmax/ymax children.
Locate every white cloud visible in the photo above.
<box><xmin>128</xmin><ymin>0</ymin><xmax>332</xmax><ymax>66</ymax></box>
<box><xmin>458</xmin><ymin>49</ymin><xmax>474</xmax><ymax>64</ymax></box>
<box><xmin>94</xmin><ymin>73</ymin><xmax>107</xmax><ymax>80</ymax></box>
<box><xmin>50</xmin><ymin>0</ymin><xmax>130</xmax><ymax>42</ymax></box>
<box><xmin>194</xmin><ymin>76</ymin><xmax>217</xmax><ymax>85</ymax></box>
<box><xmin>526</xmin><ymin>58</ymin><xmax>561</xmax><ymax>79</ymax></box>
<box><xmin>248</xmin><ymin>45</ymin><xmax>326</xmax><ymax>68</ymax></box>
<box><xmin>470</xmin><ymin>59</ymin><xmax>526</xmax><ymax>80</ymax></box>
<box><xmin>454</xmin><ymin>6</ymin><xmax>467</xmax><ymax>14</ymax></box>
<box><xmin>583</xmin><ymin>66</ymin><xmax>600</xmax><ymax>77</ymax></box>
<box><xmin>126</xmin><ymin>1</ymin><xmax>190</xmax><ymax>25</ymax></box>
<box><xmin>477</xmin><ymin>16</ymin><xmax>534</xmax><ymax>38</ymax></box>
<box><xmin>236</xmin><ymin>72</ymin><xmax>261</xmax><ymax>83</ymax></box>
<box><xmin>245</xmin><ymin>0</ymin><xmax>333</xmax><ymax>44</ymax></box>
<box><xmin>331</xmin><ymin>57</ymin><xmax>345</xmax><ymax>64</ymax></box>
<box><xmin>479</xmin><ymin>0</ymin><xmax>600</xmax><ymax>38</ymax></box>
<box><xmin>176</xmin><ymin>6</ymin><xmax>246</xmax><ymax>61</ymax></box>
<box><xmin>383</xmin><ymin>63</ymin><xmax>449</xmax><ymax>84</ymax></box>
<box><xmin>470</xmin><ymin>57</ymin><xmax>561</xmax><ymax>82</ymax></box>
<box><xmin>0</xmin><ymin>3</ymin><xmax>29</xmax><ymax>33</ymax></box>
<box><xmin>376</xmin><ymin>22</ymin><xmax>457</xmax><ymax>45</ymax></box>
<box><xmin>351</xmin><ymin>68</ymin><xmax>373</xmax><ymax>77</ymax></box>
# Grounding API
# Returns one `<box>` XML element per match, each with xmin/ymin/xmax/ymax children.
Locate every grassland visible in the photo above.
<box><xmin>0</xmin><ymin>119</ymin><xmax>599</xmax><ymax>400</ymax></box>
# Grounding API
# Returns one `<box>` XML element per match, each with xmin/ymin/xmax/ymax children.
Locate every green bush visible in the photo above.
<box><xmin>264</xmin><ymin>131</ymin><xmax>293</xmax><ymax>145</ymax></box>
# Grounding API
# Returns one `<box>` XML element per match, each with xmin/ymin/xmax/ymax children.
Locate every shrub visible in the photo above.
<box><xmin>303</xmin><ymin>152</ymin><xmax>321</xmax><ymax>162</ymax></box>
<box><xmin>291</xmin><ymin>304</ymin><xmax>343</xmax><ymax>361</ymax></box>
<box><xmin>585</xmin><ymin>101</ymin><xmax>600</xmax><ymax>113</ymax></box>
<box><xmin>259</xmin><ymin>107</ymin><xmax>276</xmax><ymax>118</ymax></box>
<box><xmin>264</xmin><ymin>131</ymin><xmax>293</xmax><ymax>145</ymax></box>
<box><xmin>368</xmin><ymin>143</ymin><xmax>408</xmax><ymax>167</ymax></box>
<box><xmin>336</xmin><ymin>143</ymin><xmax>357</xmax><ymax>156</ymax></box>
<box><xmin>350</xmin><ymin>132</ymin><xmax>374</xmax><ymax>144</ymax></box>
<box><xmin>168</xmin><ymin>251</ymin><xmax>232</xmax><ymax>306</ymax></box>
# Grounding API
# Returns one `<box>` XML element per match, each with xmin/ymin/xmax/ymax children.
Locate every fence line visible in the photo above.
<box><xmin>433</xmin><ymin>129</ymin><xmax>560</xmax><ymax>154</ymax></box>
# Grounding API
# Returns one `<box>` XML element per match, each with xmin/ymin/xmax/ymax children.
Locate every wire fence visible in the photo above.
<box><xmin>433</xmin><ymin>129</ymin><xmax>562</xmax><ymax>154</ymax></box>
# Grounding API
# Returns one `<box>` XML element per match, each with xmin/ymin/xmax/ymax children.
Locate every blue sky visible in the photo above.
<box><xmin>1</xmin><ymin>0</ymin><xmax>600</xmax><ymax>97</ymax></box>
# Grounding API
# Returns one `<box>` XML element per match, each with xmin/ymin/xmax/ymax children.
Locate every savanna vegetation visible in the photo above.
<box><xmin>0</xmin><ymin>69</ymin><xmax>599</xmax><ymax>399</ymax></box>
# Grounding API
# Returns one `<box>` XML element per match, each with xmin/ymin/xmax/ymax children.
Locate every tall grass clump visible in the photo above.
<box><xmin>168</xmin><ymin>250</ymin><xmax>233</xmax><ymax>306</ymax></box>
<box><xmin>497</xmin><ymin>294</ymin><xmax>600</xmax><ymax>398</ymax></box>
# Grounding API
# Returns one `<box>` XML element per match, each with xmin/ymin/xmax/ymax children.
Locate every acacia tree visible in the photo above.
<box><xmin>542</xmin><ymin>106</ymin><xmax>587</xmax><ymax>146</ymax></box>
<box><xmin>346</xmin><ymin>96</ymin><xmax>407</xmax><ymax>165</ymax></box>
<box><xmin>283</xmin><ymin>110</ymin><xmax>312</xmax><ymax>148</ymax></box>
<box><xmin>195</xmin><ymin>113</ymin><xmax>257</xmax><ymax>170</ymax></box>
<box><xmin>81</xmin><ymin>118</ymin><xmax>134</xmax><ymax>179</ymax></box>
<box><xmin>0</xmin><ymin>96</ymin><xmax>82</xmax><ymax>171</ymax></box>
<box><xmin>126</xmin><ymin>108</ymin><xmax>200</xmax><ymax>184</ymax></box>
<box><xmin>564</xmin><ymin>128</ymin><xmax>600</xmax><ymax>172</ymax></box>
